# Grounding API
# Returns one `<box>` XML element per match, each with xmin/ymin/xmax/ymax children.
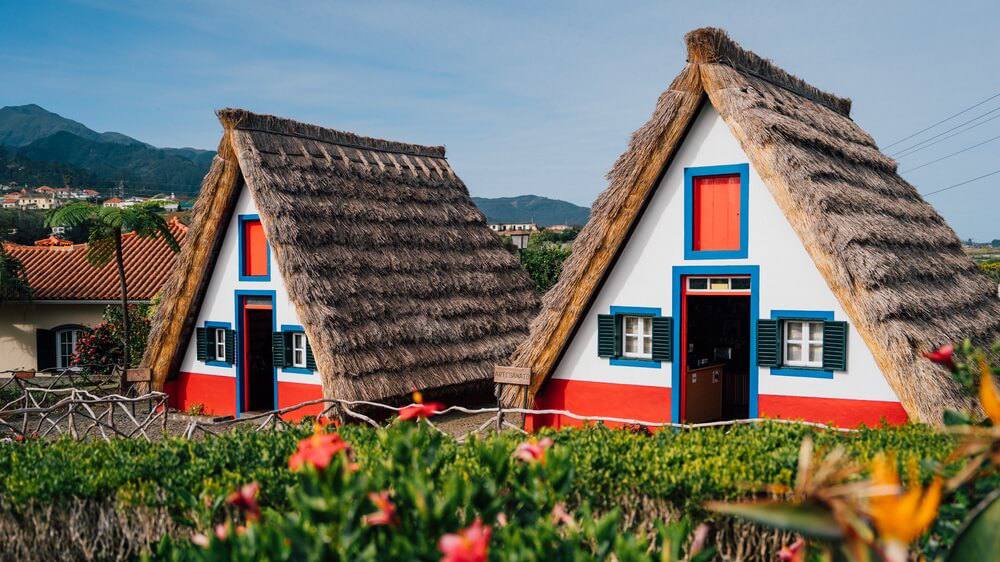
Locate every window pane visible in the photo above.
<box><xmin>625</xmin><ymin>335</ymin><xmax>637</xmax><ymax>354</ymax></box>
<box><xmin>787</xmin><ymin>322</ymin><xmax>802</xmax><ymax>341</ymax></box>
<box><xmin>624</xmin><ymin>316</ymin><xmax>638</xmax><ymax>335</ymax></box>
<box><xmin>810</xmin><ymin>323</ymin><xmax>823</xmax><ymax>343</ymax></box>
<box><xmin>710</xmin><ymin>278</ymin><xmax>729</xmax><ymax>290</ymax></box>
<box><xmin>642</xmin><ymin>336</ymin><xmax>651</xmax><ymax>354</ymax></box>
<box><xmin>731</xmin><ymin>278</ymin><xmax>750</xmax><ymax>290</ymax></box>
<box><xmin>688</xmin><ymin>278</ymin><xmax>708</xmax><ymax>290</ymax></box>
<box><xmin>641</xmin><ymin>317</ymin><xmax>651</xmax><ymax>335</ymax></box>
<box><xmin>809</xmin><ymin>344</ymin><xmax>823</xmax><ymax>363</ymax></box>
<box><xmin>786</xmin><ymin>343</ymin><xmax>802</xmax><ymax>361</ymax></box>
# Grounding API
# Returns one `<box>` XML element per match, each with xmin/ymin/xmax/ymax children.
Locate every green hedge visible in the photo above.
<box><xmin>0</xmin><ymin>421</ymin><xmax>989</xmax><ymax>559</ymax></box>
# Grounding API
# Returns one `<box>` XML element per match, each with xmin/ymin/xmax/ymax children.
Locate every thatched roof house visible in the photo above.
<box><xmin>143</xmin><ymin>109</ymin><xmax>537</xmax><ymax>416</ymax></box>
<box><xmin>502</xmin><ymin>28</ymin><xmax>999</xmax><ymax>427</ymax></box>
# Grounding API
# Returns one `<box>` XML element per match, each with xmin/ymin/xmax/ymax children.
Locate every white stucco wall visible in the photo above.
<box><xmin>551</xmin><ymin>103</ymin><xmax>899</xmax><ymax>403</ymax></box>
<box><xmin>0</xmin><ymin>303</ymin><xmax>106</xmax><ymax>371</ymax></box>
<box><xmin>177</xmin><ymin>186</ymin><xmax>319</xmax><ymax>386</ymax></box>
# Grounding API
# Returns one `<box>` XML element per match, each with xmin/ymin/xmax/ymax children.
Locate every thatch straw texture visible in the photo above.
<box><xmin>144</xmin><ymin>110</ymin><xmax>538</xmax><ymax>403</ymax></box>
<box><xmin>503</xmin><ymin>28</ymin><xmax>1000</xmax><ymax>424</ymax></box>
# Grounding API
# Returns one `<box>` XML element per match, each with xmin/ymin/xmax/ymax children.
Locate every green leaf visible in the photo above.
<box><xmin>943</xmin><ymin>409</ymin><xmax>972</xmax><ymax>427</ymax></box>
<box><xmin>945</xmin><ymin>489</ymin><xmax>1000</xmax><ymax>562</ymax></box>
<box><xmin>706</xmin><ymin>501</ymin><xmax>844</xmax><ymax>541</ymax></box>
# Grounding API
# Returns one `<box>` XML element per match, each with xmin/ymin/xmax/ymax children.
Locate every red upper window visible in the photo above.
<box><xmin>243</xmin><ymin>219</ymin><xmax>268</xmax><ymax>277</ymax></box>
<box><xmin>691</xmin><ymin>174</ymin><xmax>741</xmax><ymax>252</ymax></box>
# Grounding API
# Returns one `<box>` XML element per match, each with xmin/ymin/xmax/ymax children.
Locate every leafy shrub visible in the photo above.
<box><xmin>519</xmin><ymin>242</ymin><xmax>571</xmax><ymax>292</ymax></box>
<box><xmin>72</xmin><ymin>303</ymin><xmax>150</xmax><ymax>372</ymax></box>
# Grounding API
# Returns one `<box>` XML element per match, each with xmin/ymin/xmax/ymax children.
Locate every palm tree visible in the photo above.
<box><xmin>0</xmin><ymin>244</ymin><xmax>32</xmax><ymax>304</ymax></box>
<box><xmin>46</xmin><ymin>201</ymin><xmax>180</xmax><ymax>388</ymax></box>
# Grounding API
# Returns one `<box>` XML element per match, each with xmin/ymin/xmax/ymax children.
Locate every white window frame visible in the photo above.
<box><xmin>55</xmin><ymin>328</ymin><xmax>83</xmax><ymax>369</ymax></box>
<box><xmin>291</xmin><ymin>332</ymin><xmax>307</xmax><ymax>368</ymax></box>
<box><xmin>685</xmin><ymin>276</ymin><xmax>751</xmax><ymax>293</ymax></box>
<box><xmin>213</xmin><ymin>328</ymin><xmax>227</xmax><ymax>362</ymax></box>
<box><xmin>621</xmin><ymin>315</ymin><xmax>653</xmax><ymax>359</ymax></box>
<box><xmin>783</xmin><ymin>320</ymin><xmax>824</xmax><ymax>368</ymax></box>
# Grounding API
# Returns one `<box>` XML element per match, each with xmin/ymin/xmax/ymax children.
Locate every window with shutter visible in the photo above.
<box><xmin>271</xmin><ymin>331</ymin><xmax>288</xmax><ymax>368</ymax></box>
<box><xmin>822</xmin><ymin>321</ymin><xmax>848</xmax><ymax>371</ymax></box>
<box><xmin>224</xmin><ymin>329</ymin><xmax>236</xmax><ymax>364</ymax></box>
<box><xmin>756</xmin><ymin>319</ymin><xmax>780</xmax><ymax>367</ymax></box>
<box><xmin>651</xmin><ymin>316</ymin><xmax>672</xmax><ymax>362</ymax></box>
<box><xmin>195</xmin><ymin>327</ymin><xmax>207</xmax><ymax>361</ymax></box>
<box><xmin>765</xmin><ymin>311</ymin><xmax>844</xmax><ymax>378</ymax></box>
<box><xmin>599</xmin><ymin>307</ymin><xmax>670</xmax><ymax>367</ymax></box>
<box><xmin>597</xmin><ymin>314</ymin><xmax>616</xmax><ymax>358</ymax></box>
<box><xmin>201</xmin><ymin>323</ymin><xmax>234</xmax><ymax>366</ymax></box>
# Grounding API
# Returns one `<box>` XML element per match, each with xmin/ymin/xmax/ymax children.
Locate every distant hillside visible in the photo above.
<box><xmin>0</xmin><ymin>104</ymin><xmax>214</xmax><ymax>193</ymax></box>
<box><xmin>471</xmin><ymin>195</ymin><xmax>589</xmax><ymax>227</ymax></box>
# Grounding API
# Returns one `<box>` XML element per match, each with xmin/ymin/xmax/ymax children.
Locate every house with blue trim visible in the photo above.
<box><xmin>500</xmin><ymin>28</ymin><xmax>1000</xmax><ymax>428</ymax></box>
<box><xmin>142</xmin><ymin>109</ymin><xmax>538</xmax><ymax>418</ymax></box>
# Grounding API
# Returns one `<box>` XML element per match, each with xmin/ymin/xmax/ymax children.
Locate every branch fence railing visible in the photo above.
<box><xmin>0</xmin><ymin>371</ymin><xmax>859</xmax><ymax>442</ymax></box>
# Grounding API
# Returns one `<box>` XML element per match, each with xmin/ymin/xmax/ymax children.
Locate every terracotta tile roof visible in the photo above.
<box><xmin>34</xmin><ymin>235</ymin><xmax>73</xmax><ymax>247</ymax></box>
<box><xmin>4</xmin><ymin>219</ymin><xmax>188</xmax><ymax>300</ymax></box>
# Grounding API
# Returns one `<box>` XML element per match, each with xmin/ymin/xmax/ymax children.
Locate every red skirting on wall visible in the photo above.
<box><xmin>276</xmin><ymin>381</ymin><xmax>324</xmax><ymax>421</ymax></box>
<box><xmin>758</xmin><ymin>394</ymin><xmax>907</xmax><ymax>427</ymax></box>
<box><xmin>168</xmin><ymin>372</ymin><xmax>236</xmax><ymax>416</ymax></box>
<box><xmin>525</xmin><ymin>379</ymin><xmax>671</xmax><ymax>431</ymax></box>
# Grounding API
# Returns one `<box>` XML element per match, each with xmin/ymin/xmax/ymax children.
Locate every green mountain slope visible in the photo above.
<box><xmin>470</xmin><ymin>195</ymin><xmax>589</xmax><ymax>226</ymax></box>
<box><xmin>0</xmin><ymin>104</ymin><xmax>144</xmax><ymax>147</ymax></box>
<box><xmin>0</xmin><ymin>145</ymin><xmax>103</xmax><ymax>188</ymax></box>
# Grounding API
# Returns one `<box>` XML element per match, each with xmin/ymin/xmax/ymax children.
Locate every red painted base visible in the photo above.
<box><xmin>276</xmin><ymin>382</ymin><xmax>324</xmax><ymax>421</ymax></box>
<box><xmin>758</xmin><ymin>395</ymin><xmax>908</xmax><ymax>427</ymax></box>
<box><xmin>525</xmin><ymin>379</ymin><xmax>671</xmax><ymax>431</ymax></box>
<box><xmin>168</xmin><ymin>372</ymin><xmax>236</xmax><ymax>416</ymax></box>
<box><xmin>525</xmin><ymin>379</ymin><xmax>909</xmax><ymax>431</ymax></box>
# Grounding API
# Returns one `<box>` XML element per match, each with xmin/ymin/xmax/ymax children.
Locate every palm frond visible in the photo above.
<box><xmin>45</xmin><ymin>202</ymin><xmax>98</xmax><ymax>228</ymax></box>
<box><xmin>0</xmin><ymin>245</ymin><xmax>32</xmax><ymax>303</ymax></box>
<box><xmin>97</xmin><ymin>206</ymin><xmax>125</xmax><ymax>229</ymax></box>
<box><xmin>86</xmin><ymin>232</ymin><xmax>116</xmax><ymax>268</ymax></box>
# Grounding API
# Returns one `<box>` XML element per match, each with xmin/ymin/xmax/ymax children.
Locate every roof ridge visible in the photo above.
<box><xmin>685</xmin><ymin>27</ymin><xmax>852</xmax><ymax>117</ymax></box>
<box><xmin>216</xmin><ymin>108</ymin><xmax>447</xmax><ymax>159</ymax></box>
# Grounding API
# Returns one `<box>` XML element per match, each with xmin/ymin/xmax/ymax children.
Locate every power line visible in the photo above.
<box><xmin>892</xmin><ymin>112</ymin><xmax>1000</xmax><ymax>160</ymax></box>
<box><xmin>883</xmin><ymin>91</ymin><xmax>1000</xmax><ymax>149</ymax></box>
<box><xmin>899</xmin><ymin>132</ymin><xmax>1000</xmax><ymax>174</ymax></box>
<box><xmin>921</xmin><ymin>168</ymin><xmax>1000</xmax><ymax>197</ymax></box>
<box><xmin>889</xmin><ymin>105</ymin><xmax>1000</xmax><ymax>157</ymax></box>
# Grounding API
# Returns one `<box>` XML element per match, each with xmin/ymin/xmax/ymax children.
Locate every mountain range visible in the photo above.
<box><xmin>0</xmin><ymin>104</ymin><xmax>591</xmax><ymax>225</ymax></box>
<box><xmin>0</xmin><ymin>104</ymin><xmax>214</xmax><ymax>193</ymax></box>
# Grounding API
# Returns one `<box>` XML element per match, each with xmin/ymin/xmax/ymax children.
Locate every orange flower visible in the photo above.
<box><xmin>978</xmin><ymin>358</ymin><xmax>1000</xmax><ymax>425</ymax></box>
<box><xmin>362</xmin><ymin>490</ymin><xmax>398</xmax><ymax>527</ymax></box>
<box><xmin>513</xmin><ymin>437</ymin><xmax>553</xmax><ymax>463</ymax></box>
<box><xmin>398</xmin><ymin>402</ymin><xmax>444</xmax><ymax>420</ymax></box>
<box><xmin>776</xmin><ymin>538</ymin><xmax>804</xmax><ymax>562</ymax></box>
<box><xmin>438</xmin><ymin>518</ymin><xmax>491</xmax><ymax>562</ymax></box>
<box><xmin>922</xmin><ymin>344</ymin><xmax>955</xmax><ymax>370</ymax></box>
<box><xmin>226</xmin><ymin>481</ymin><xmax>261</xmax><ymax>522</ymax></box>
<box><xmin>288</xmin><ymin>432</ymin><xmax>351</xmax><ymax>471</ymax></box>
<box><xmin>869</xmin><ymin>455</ymin><xmax>942</xmax><ymax>545</ymax></box>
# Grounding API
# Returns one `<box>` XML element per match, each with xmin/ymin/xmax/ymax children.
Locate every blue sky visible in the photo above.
<box><xmin>2</xmin><ymin>0</ymin><xmax>998</xmax><ymax>240</ymax></box>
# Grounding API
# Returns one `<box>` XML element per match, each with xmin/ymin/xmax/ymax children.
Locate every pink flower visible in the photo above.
<box><xmin>398</xmin><ymin>402</ymin><xmax>444</xmax><ymax>421</ymax></box>
<box><xmin>777</xmin><ymin>538</ymin><xmax>805</xmax><ymax>562</ymax></box>
<box><xmin>288</xmin><ymin>433</ymin><xmax>351</xmax><ymax>471</ymax></box>
<box><xmin>191</xmin><ymin>533</ymin><xmax>210</xmax><ymax>548</ymax></box>
<box><xmin>513</xmin><ymin>437</ymin><xmax>553</xmax><ymax>463</ymax></box>
<box><xmin>226</xmin><ymin>481</ymin><xmax>261</xmax><ymax>522</ymax></box>
<box><xmin>439</xmin><ymin>518</ymin><xmax>491</xmax><ymax>562</ymax></box>
<box><xmin>214</xmin><ymin>524</ymin><xmax>228</xmax><ymax>540</ymax></box>
<box><xmin>923</xmin><ymin>344</ymin><xmax>955</xmax><ymax>370</ymax></box>
<box><xmin>362</xmin><ymin>490</ymin><xmax>398</xmax><ymax>527</ymax></box>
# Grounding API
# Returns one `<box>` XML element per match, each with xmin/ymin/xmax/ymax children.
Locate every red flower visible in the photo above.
<box><xmin>288</xmin><ymin>433</ymin><xmax>351</xmax><ymax>471</ymax></box>
<box><xmin>513</xmin><ymin>437</ymin><xmax>553</xmax><ymax>463</ymax></box>
<box><xmin>777</xmin><ymin>538</ymin><xmax>805</xmax><ymax>562</ymax></box>
<box><xmin>438</xmin><ymin>518</ymin><xmax>491</xmax><ymax>562</ymax></box>
<box><xmin>923</xmin><ymin>344</ymin><xmax>955</xmax><ymax>370</ymax></box>
<box><xmin>226</xmin><ymin>481</ymin><xmax>261</xmax><ymax>522</ymax></box>
<box><xmin>362</xmin><ymin>490</ymin><xmax>398</xmax><ymax>527</ymax></box>
<box><xmin>398</xmin><ymin>402</ymin><xmax>445</xmax><ymax>420</ymax></box>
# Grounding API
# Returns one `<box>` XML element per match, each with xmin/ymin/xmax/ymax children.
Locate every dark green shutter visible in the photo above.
<box><xmin>651</xmin><ymin>316</ymin><xmax>673</xmax><ymax>362</ymax></box>
<box><xmin>271</xmin><ymin>331</ymin><xmax>287</xmax><ymax>368</ymax></box>
<box><xmin>36</xmin><ymin>329</ymin><xmax>55</xmax><ymax>370</ymax></box>
<box><xmin>224</xmin><ymin>329</ymin><xmax>235</xmax><ymax>364</ymax></box>
<box><xmin>305</xmin><ymin>339</ymin><xmax>316</xmax><ymax>371</ymax></box>
<box><xmin>756</xmin><ymin>319</ymin><xmax>780</xmax><ymax>367</ymax></box>
<box><xmin>196</xmin><ymin>327</ymin><xmax>207</xmax><ymax>361</ymax></box>
<box><xmin>822</xmin><ymin>321</ymin><xmax>848</xmax><ymax>371</ymax></box>
<box><xmin>597</xmin><ymin>314</ymin><xmax>617</xmax><ymax>357</ymax></box>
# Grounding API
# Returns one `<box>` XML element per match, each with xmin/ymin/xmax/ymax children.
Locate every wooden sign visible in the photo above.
<box><xmin>13</xmin><ymin>371</ymin><xmax>34</xmax><ymax>379</ymax></box>
<box><xmin>126</xmin><ymin>368</ymin><xmax>152</xmax><ymax>382</ymax></box>
<box><xmin>493</xmin><ymin>366</ymin><xmax>530</xmax><ymax>386</ymax></box>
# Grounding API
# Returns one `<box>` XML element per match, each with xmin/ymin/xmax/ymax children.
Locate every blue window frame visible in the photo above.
<box><xmin>280</xmin><ymin>324</ymin><xmax>314</xmax><ymax>374</ymax></box>
<box><xmin>608</xmin><ymin>306</ymin><xmax>662</xmax><ymax>369</ymax></box>
<box><xmin>204</xmin><ymin>321</ymin><xmax>232</xmax><ymax>368</ymax></box>
<box><xmin>671</xmin><ymin>265</ymin><xmax>760</xmax><ymax>423</ymax></box>
<box><xmin>238</xmin><ymin>214</ymin><xmax>271</xmax><ymax>282</ymax></box>
<box><xmin>683</xmin><ymin>163</ymin><xmax>750</xmax><ymax>260</ymax></box>
<box><xmin>769</xmin><ymin>310</ymin><xmax>835</xmax><ymax>379</ymax></box>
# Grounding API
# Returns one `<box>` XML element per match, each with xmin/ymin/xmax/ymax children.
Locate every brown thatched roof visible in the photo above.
<box><xmin>502</xmin><ymin>28</ymin><xmax>1000</xmax><ymax>424</ymax></box>
<box><xmin>143</xmin><ymin>109</ymin><xmax>538</xmax><ymax>402</ymax></box>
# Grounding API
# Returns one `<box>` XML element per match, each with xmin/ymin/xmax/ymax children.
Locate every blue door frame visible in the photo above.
<box><xmin>670</xmin><ymin>265</ymin><xmax>760</xmax><ymax>423</ymax></box>
<box><xmin>234</xmin><ymin>289</ymin><xmax>278</xmax><ymax>417</ymax></box>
